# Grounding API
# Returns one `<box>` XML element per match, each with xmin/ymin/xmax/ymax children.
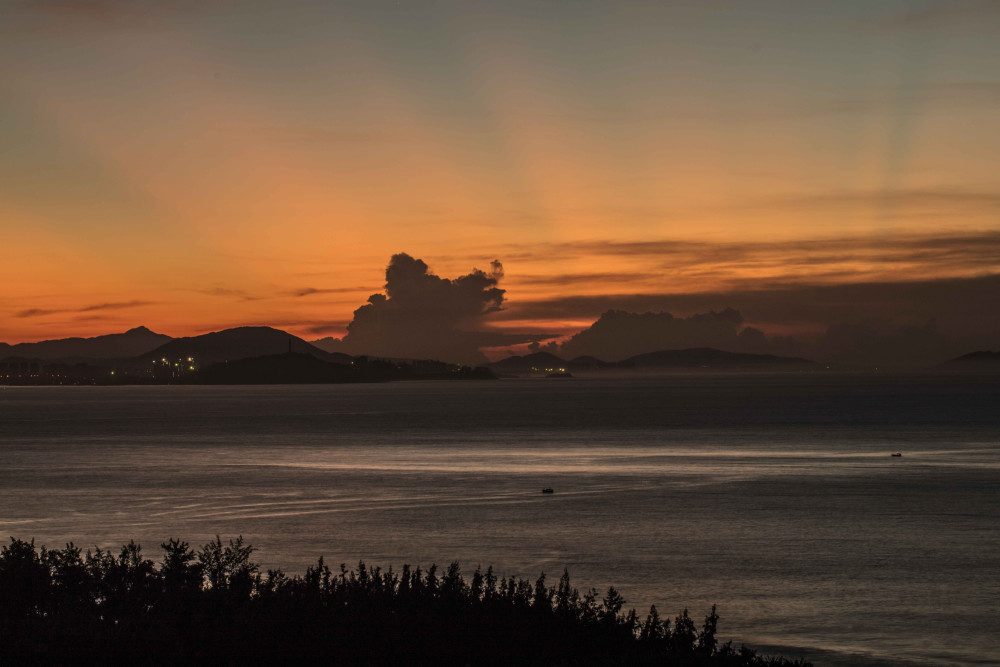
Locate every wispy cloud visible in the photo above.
<box><xmin>240</xmin><ymin>124</ymin><xmax>408</xmax><ymax>148</ymax></box>
<box><xmin>14</xmin><ymin>300</ymin><xmax>155</xmax><ymax>318</ymax></box>
<box><xmin>289</xmin><ymin>287</ymin><xmax>371</xmax><ymax>298</ymax></box>
<box><xmin>757</xmin><ymin>187</ymin><xmax>1000</xmax><ymax>216</ymax></box>
<box><xmin>870</xmin><ymin>0</ymin><xmax>1000</xmax><ymax>31</ymax></box>
<box><xmin>15</xmin><ymin>0</ymin><xmax>207</xmax><ymax>27</ymax></box>
<box><xmin>509</xmin><ymin>272</ymin><xmax>653</xmax><ymax>288</ymax></box>
<box><xmin>498</xmin><ymin>230</ymin><xmax>1000</xmax><ymax>293</ymax></box>
<box><xmin>192</xmin><ymin>287</ymin><xmax>266</xmax><ymax>302</ymax></box>
<box><xmin>189</xmin><ymin>285</ymin><xmax>371</xmax><ymax>301</ymax></box>
<box><xmin>266</xmin><ymin>319</ymin><xmax>352</xmax><ymax>336</ymax></box>
<box><xmin>495</xmin><ymin>274</ymin><xmax>1000</xmax><ymax>340</ymax></box>
<box><xmin>722</xmin><ymin>82</ymin><xmax>1000</xmax><ymax>122</ymax></box>
<box><xmin>305</xmin><ymin>323</ymin><xmax>350</xmax><ymax>336</ymax></box>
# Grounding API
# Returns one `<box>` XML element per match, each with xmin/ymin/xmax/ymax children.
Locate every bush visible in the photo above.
<box><xmin>0</xmin><ymin>536</ymin><xmax>810</xmax><ymax>666</ymax></box>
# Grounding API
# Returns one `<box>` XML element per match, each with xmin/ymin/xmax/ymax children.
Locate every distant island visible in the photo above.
<box><xmin>2</xmin><ymin>325</ymin><xmax>996</xmax><ymax>385</ymax></box>
<box><xmin>0</xmin><ymin>326</ymin><xmax>495</xmax><ymax>385</ymax></box>
<box><xmin>0</xmin><ymin>535</ymin><xmax>811</xmax><ymax>666</ymax></box>
<box><xmin>0</xmin><ymin>325</ymin><xmax>172</xmax><ymax>360</ymax></box>
<box><xmin>197</xmin><ymin>352</ymin><xmax>494</xmax><ymax>384</ymax></box>
<box><xmin>935</xmin><ymin>350</ymin><xmax>1000</xmax><ymax>373</ymax></box>
<box><xmin>489</xmin><ymin>348</ymin><xmax>819</xmax><ymax>376</ymax></box>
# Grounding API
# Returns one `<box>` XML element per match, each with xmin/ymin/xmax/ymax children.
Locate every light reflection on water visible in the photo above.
<box><xmin>1</xmin><ymin>376</ymin><xmax>998</xmax><ymax>666</ymax></box>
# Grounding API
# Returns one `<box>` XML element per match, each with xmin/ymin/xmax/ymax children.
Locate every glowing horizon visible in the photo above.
<box><xmin>2</xmin><ymin>1</ymin><xmax>998</xmax><ymax>348</ymax></box>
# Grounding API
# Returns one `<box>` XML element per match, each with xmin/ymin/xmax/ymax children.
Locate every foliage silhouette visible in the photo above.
<box><xmin>0</xmin><ymin>536</ymin><xmax>811</xmax><ymax>665</ymax></box>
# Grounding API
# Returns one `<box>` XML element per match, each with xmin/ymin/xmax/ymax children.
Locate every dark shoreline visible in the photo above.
<box><xmin>1</xmin><ymin>536</ymin><xmax>810</xmax><ymax>665</ymax></box>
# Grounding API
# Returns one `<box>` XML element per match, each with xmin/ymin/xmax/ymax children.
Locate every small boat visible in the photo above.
<box><xmin>541</xmin><ymin>487</ymin><xmax>554</xmax><ymax>494</ymax></box>
<box><xmin>891</xmin><ymin>452</ymin><xmax>902</xmax><ymax>457</ymax></box>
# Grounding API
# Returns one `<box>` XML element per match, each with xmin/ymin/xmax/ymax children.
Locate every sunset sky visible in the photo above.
<box><xmin>2</xmin><ymin>0</ymin><xmax>998</xmax><ymax>351</ymax></box>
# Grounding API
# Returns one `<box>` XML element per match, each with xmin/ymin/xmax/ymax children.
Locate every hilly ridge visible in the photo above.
<box><xmin>936</xmin><ymin>350</ymin><xmax>1000</xmax><ymax>373</ymax></box>
<box><xmin>5</xmin><ymin>325</ymin><xmax>995</xmax><ymax>379</ymax></box>
<box><xmin>136</xmin><ymin>326</ymin><xmax>352</xmax><ymax>368</ymax></box>
<box><xmin>622</xmin><ymin>347</ymin><xmax>816</xmax><ymax>369</ymax></box>
<box><xmin>0</xmin><ymin>326</ymin><xmax>172</xmax><ymax>361</ymax></box>
<box><xmin>490</xmin><ymin>347</ymin><xmax>819</xmax><ymax>374</ymax></box>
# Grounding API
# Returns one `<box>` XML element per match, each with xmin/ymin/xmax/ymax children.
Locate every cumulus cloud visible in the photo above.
<box><xmin>323</xmin><ymin>253</ymin><xmax>526</xmax><ymax>364</ymax></box>
<box><xmin>532</xmin><ymin>307</ymin><xmax>971</xmax><ymax>368</ymax></box>
<box><xmin>542</xmin><ymin>308</ymin><xmax>774</xmax><ymax>361</ymax></box>
<box><xmin>498</xmin><ymin>274</ymin><xmax>1000</xmax><ymax>346</ymax></box>
<box><xmin>816</xmin><ymin>320</ymin><xmax>954</xmax><ymax>368</ymax></box>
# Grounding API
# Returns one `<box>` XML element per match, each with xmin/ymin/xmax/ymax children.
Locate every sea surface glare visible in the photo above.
<box><xmin>1</xmin><ymin>375</ymin><xmax>998</xmax><ymax>666</ymax></box>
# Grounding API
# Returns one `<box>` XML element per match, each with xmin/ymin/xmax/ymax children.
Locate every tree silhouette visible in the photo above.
<box><xmin>0</xmin><ymin>536</ymin><xmax>812</xmax><ymax>666</ymax></box>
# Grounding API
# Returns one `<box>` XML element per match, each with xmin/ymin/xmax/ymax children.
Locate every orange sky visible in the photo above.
<box><xmin>2</xmin><ymin>1</ymin><xmax>998</xmax><ymax>345</ymax></box>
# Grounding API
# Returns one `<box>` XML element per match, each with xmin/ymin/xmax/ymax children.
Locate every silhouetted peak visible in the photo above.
<box><xmin>622</xmin><ymin>347</ymin><xmax>814</xmax><ymax>368</ymax></box>
<box><xmin>520</xmin><ymin>352</ymin><xmax>566</xmax><ymax>365</ymax></box>
<box><xmin>208</xmin><ymin>325</ymin><xmax>282</xmax><ymax>335</ymax></box>
<box><xmin>311</xmin><ymin>336</ymin><xmax>337</xmax><ymax>345</ymax></box>
<box><xmin>936</xmin><ymin>350</ymin><xmax>1000</xmax><ymax>372</ymax></box>
<box><xmin>491</xmin><ymin>351</ymin><xmax>566</xmax><ymax>365</ymax></box>
<box><xmin>0</xmin><ymin>327</ymin><xmax>173</xmax><ymax>361</ymax></box>
<box><xmin>489</xmin><ymin>351</ymin><xmax>569</xmax><ymax>372</ymax></box>
<box><xmin>137</xmin><ymin>326</ymin><xmax>337</xmax><ymax>367</ymax></box>
<box><xmin>569</xmin><ymin>355</ymin><xmax>609</xmax><ymax>365</ymax></box>
<box><xmin>950</xmin><ymin>350</ymin><xmax>1000</xmax><ymax>362</ymax></box>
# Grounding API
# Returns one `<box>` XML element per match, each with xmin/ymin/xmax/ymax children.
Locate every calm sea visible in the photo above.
<box><xmin>1</xmin><ymin>375</ymin><xmax>998</xmax><ymax>665</ymax></box>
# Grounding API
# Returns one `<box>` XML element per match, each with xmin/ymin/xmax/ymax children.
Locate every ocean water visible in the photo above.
<box><xmin>1</xmin><ymin>375</ymin><xmax>998</xmax><ymax>665</ymax></box>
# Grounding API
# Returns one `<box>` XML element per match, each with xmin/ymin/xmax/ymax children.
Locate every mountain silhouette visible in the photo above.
<box><xmin>310</xmin><ymin>336</ymin><xmax>344</xmax><ymax>353</ymax></box>
<box><xmin>621</xmin><ymin>347</ymin><xmax>816</xmax><ymax>369</ymax></box>
<box><xmin>197</xmin><ymin>352</ymin><xmax>357</xmax><ymax>384</ymax></box>
<box><xmin>936</xmin><ymin>350</ymin><xmax>1000</xmax><ymax>373</ymax></box>
<box><xmin>568</xmin><ymin>355</ymin><xmax>616</xmax><ymax>370</ymax></box>
<box><xmin>0</xmin><ymin>326</ymin><xmax>171</xmax><ymax>361</ymax></box>
<box><xmin>491</xmin><ymin>348</ymin><xmax>818</xmax><ymax>373</ymax></box>
<box><xmin>137</xmin><ymin>326</ymin><xmax>350</xmax><ymax>367</ymax></box>
<box><xmin>489</xmin><ymin>351</ymin><xmax>568</xmax><ymax>373</ymax></box>
<box><xmin>196</xmin><ymin>352</ymin><xmax>493</xmax><ymax>384</ymax></box>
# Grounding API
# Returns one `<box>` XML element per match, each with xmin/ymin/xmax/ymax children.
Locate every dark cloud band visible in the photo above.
<box><xmin>15</xmin><ymin>300</ymin><xmax>155</xmax><ymax>319</ymax></box>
